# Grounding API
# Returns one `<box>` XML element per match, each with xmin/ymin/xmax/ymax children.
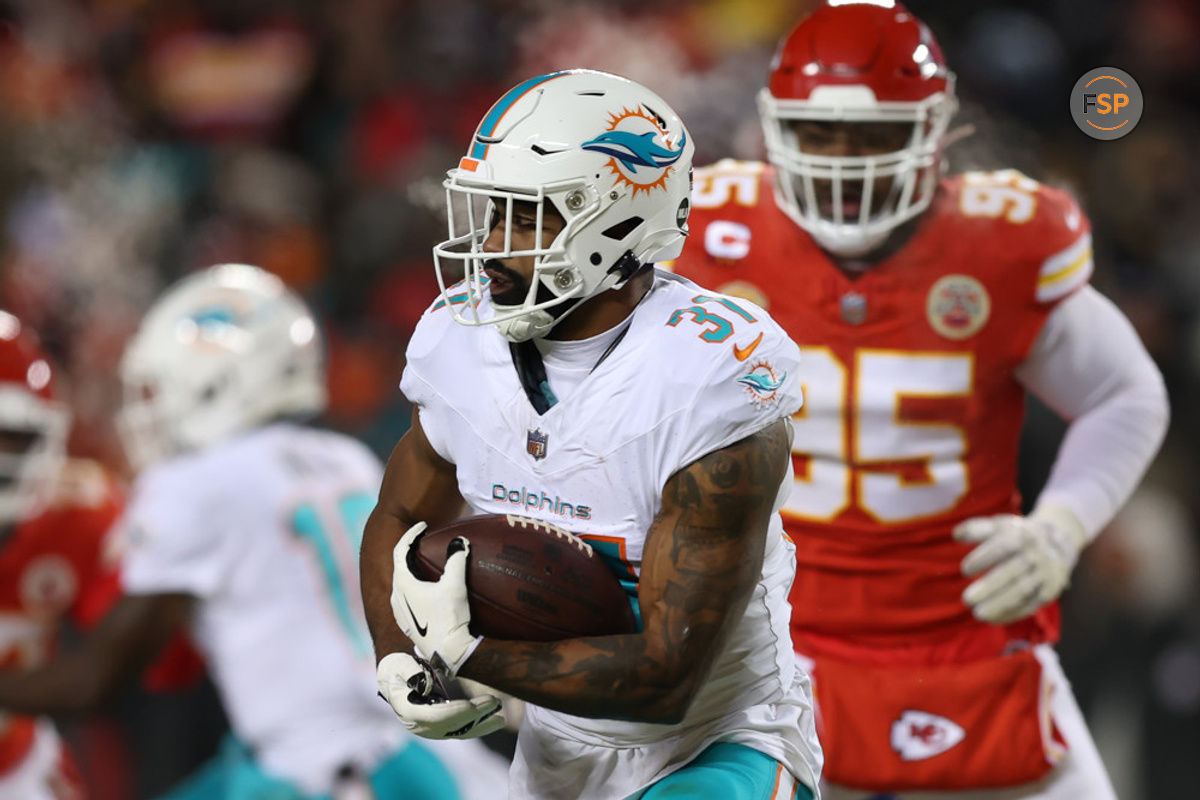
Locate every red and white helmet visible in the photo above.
<box><xmin>0</xmin><ymin>312</ymin><xmax>69</xmax><ymax>524</ymax></box>
<box><xmin>759</xmin><ymin>1</ymin><xmax>957</xmax><ymax>256</ymax></box>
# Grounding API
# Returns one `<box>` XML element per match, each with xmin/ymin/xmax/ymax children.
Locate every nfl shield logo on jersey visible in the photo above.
<box><xmin>839</xmin><ymin>292</ymin><xmax>868</xmax><ymax>325</ymax></box>
<box><xmin>527</xmin><ymin>428</ymin><xmax>548</xmax><ymax>460</ymax></box>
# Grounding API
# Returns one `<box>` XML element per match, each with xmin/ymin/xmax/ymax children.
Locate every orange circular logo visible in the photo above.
<box><xmin>1070</xmin><ymin>68</ymin><xmax>1143</xmax><ymax>140</ymax></box>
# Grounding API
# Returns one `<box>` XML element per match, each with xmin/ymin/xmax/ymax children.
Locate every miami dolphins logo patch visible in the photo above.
<box><xmin>737</xmin><ymin>360</ymin><xmax>786</xmax><ymax>408</ymax></box>
<box><xmin>582</xmin><ymin>106</ymin><xmax>686</xmax><ymax>197</ymax></box>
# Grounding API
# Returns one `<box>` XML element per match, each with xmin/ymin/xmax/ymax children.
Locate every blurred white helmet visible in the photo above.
<box><xmin>0</xmin><ymin>312</ymin><xmax>68</xmax><ymax>525</ymax></box>
<box><xmin>118</xmin><ymin>264</ymin><xmax>326</xmax><ymax>471</ymax></box>
<box><xmin>433</xmin><ymin>69</ymin><xmax>694</xmax><ymax>342</ymax></box>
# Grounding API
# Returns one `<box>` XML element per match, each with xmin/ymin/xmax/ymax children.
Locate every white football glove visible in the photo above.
<box><xmin>390</xmin><ymin>522</ymin><xmax>482</xmax><ymax>678</ymax></box>
<box><xmin>954</xmin><ymin>506</ymin><xmax>1088</xmax><ymax>624</ymax></box>
<box><xmin>460</xmin><ymin>677</ymin><xmax>526</xmax><ymax>732</ymax></box>
<box><xmin>376</xmin><ymin>652</ymin><xmax>505</xmax><ymax>739</ymax></box>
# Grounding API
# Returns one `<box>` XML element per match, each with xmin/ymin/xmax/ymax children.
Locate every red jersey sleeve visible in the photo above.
<box><xmin>1028</xmin><ymin>185</ymin><xmax>1093</xmax><ymax>307</ymax></box>
<box><xmin>56</xmin><ymin>461</ymin><xmax>207</xmax><ymax>690</ymax></box>
<box><xmin>955</xmin><ymin>170</ymin><xmax>1094</xmax><ymax>309</ymax></box>
<box><xmin>41</xmin><ymin>460</ymin><xmax>127</xmax><ymax>629</ymax></box>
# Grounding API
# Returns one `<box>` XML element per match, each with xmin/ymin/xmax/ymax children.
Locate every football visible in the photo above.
<box><xmin>410</xmin><ymin>514</ymin><xmax>638</xmax><ymax>641</ymax></box>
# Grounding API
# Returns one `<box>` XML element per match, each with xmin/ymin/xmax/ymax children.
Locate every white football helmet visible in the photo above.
<box><xmin>433</xmin><ymin>69</ymin><xmax>694</xmax><ymax>342</ymax></box>
<box><xmin>118</xmin><ymin>264</ymin><xmax>326</xmax><ymax>471</ymax></box>
<box><xmin>0</xmin><ymin>312</ymin><xmax>68</xmax><ymax>525</ymax></box>
<box><xmin>759</xmin><ymin>1</ymin><xmax>957</xmax><ymax>257</ymax></box>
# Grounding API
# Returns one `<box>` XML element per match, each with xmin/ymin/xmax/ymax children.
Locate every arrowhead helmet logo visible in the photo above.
<box><xmin>890</xmin><ymin>710</ymin><xmax>965</xmax><ymax>761</ymax></box>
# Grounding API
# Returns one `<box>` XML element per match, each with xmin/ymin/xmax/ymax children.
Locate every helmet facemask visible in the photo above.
<box><xmin>116</xmin><ymin>372</ymin><xmax>173</xmax><ymax>473</ymax></box>
<box><xmin>0</xmin><ymin>387</ymin><xmax>68</xmax><ymax>524</ymax></box>
<box><xmin>760</xmin><ymin>86</ymin><xmax>956</xmax><ymax>258</ymax></box>
<box><xmin>434</xmin><ymin>176</ymin><xmax>617</xmax><ymax>343</ymax></box>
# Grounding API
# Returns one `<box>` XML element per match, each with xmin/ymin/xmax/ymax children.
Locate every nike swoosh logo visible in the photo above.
<box><xmin>405</xmin><ymin>597</ymin><xmax>428</xmax><ymax>637</ymax></box>
<box><xmin>733</xmin><ymin>332</ymin><xmax>764</xmax><ymax>361</ymax></box>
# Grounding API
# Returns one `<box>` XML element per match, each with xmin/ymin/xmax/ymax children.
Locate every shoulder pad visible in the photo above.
<box><xmin>953</xmin><ymin>171</ymin><xmax>1093</xmax><ymax>304</ymax></box>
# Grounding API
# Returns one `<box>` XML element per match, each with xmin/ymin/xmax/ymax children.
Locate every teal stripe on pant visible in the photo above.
<box><xmin>633</xmin><ymin>742</ymin><xmax>815</xmax><ymax>800</ymax></box>
<box><xmin>156</xmin><ymin>735</ymin><xmax>461</xmax><ymax>800</ymax></box>
<box><xmin>368</xmin><ymin>738</ymin><xmax>461</xmax><ymax>800</ymax></box>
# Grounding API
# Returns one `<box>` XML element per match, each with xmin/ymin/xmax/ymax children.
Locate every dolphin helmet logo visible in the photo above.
<box><xmin>582</xmin><ymin>130</ymin><xmax>687</xmax><ymax>173</ymax></box>
<box><xmin>581</xmin><ymin>106</ymin><xmax>686</xmax><ymax>196</ymax></box>
<box><xmin>191</xmin><ymin>307</ymin><xmax>237</xmax><ymax>328</ymax></box>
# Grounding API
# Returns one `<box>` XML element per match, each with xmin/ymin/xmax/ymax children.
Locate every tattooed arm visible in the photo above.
<box><xmin>457</xmin><ymin>418</ymin><xmax>791</xmax><ymax>724</ymax></box>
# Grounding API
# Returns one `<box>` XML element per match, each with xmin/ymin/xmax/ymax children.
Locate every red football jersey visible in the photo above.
<box><xmin>0</xmin><ymin>460</ymin><xmax>123</xmax><ymax>776</ymax></box>
<box><xmin>670</xmin><ymin>160</ymin><xmax>1094</xmax><ymax>660</ymax></box>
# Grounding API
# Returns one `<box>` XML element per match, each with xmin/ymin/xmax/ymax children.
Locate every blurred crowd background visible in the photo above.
<box><xmin>0</xmin><ymin>0</ymin><xmax>1195</xmax><ymax>798</ymax></box>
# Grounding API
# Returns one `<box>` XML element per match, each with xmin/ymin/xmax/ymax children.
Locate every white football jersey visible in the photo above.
<box><xmin>118</xmin><ymin>424</ymin><xmax>405</xmax><ymax>794</ymax></box>
<box><xmin>403</xmin><ymin>271</ymin><xmax>823</xmax><ymax>799</ymax></box>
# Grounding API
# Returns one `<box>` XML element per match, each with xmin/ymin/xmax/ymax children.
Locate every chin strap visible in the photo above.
<box><xmin>500</xmin><ymin>251</ymin><xmax>646</xmax><ymax>410</ymax></box>
<box><xmin>495</xmin><ymin>251</ymin><xmax>643</xmax><ymax>343</ymax></box>
<box><xmin>495</xmin><ymin>309</ymin><xmax>555</xmax><ymax>343</ymax></box>
<box><xmin>609</xmin><ymin>250</ymin><xmax>642</xmax><ymax>283</ymax></box>
<box><xmin>509</xmin><ymin>340</ymin><xmax>558</xmax><ymax>414</ymax></box>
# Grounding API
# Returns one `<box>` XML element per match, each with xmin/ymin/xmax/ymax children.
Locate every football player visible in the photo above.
<box><xmin>669</xmin><ymin>3</ymin><xmax>1169</xmax><ymax>799</ymax></box>
<box><xmin>361</xmin><ymin>70</ymin><xmax>823</xmax><ymax>799</ymax></box>
<box><xmin>0</xmin><ymin>311</ymin><xmax>123</xmax><ymax>800</ymax></box>
<box><xmin>0</xmin><ymin>265</ymin><xmax>509</xmax><ymax>799</ymax></box>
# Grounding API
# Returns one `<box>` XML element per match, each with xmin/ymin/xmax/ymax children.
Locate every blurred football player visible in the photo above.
<box><xmin>0</xmin><ymin>265</ymin><xmax>510</xmax><ymax>799</ymax></box>
<box><xmin>669</xmin><ymin>3</ymin><xmax>1169</xmax><ymax>799</ymax></box>
<box><xmin>361</xmin><ymin>69</ymin><xmax>823</xmax><ymax>799</ymax></box>
<box><xmin>0</xmin><ymin>311</ymin><xmax>125</xmax><ymax>800</ymax></box>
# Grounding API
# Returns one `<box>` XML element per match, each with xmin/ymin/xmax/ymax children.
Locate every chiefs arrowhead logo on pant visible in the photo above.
<box><xmin>891</xmin><ymin>709</ymin><xmax>966</xmax><ymax>761</ymax></box>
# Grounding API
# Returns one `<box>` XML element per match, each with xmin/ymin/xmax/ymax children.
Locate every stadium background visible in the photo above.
<box><xmin>0</xmin><ymin>0</ymin><xmax>1194</xmax><ymax>797</ymax></box>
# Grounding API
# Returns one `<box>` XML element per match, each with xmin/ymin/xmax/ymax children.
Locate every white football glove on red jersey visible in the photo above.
<box><xmin>390</xmin><ymin>522</ymin><xmax>482</xmax><ymax>678</ymax></box>
<box><xmin>954</xmin><ymin>506</ymin><xmax>1088</xmax><ymax>624</ymax></box>
<box><xmin>376</xmin><ymin>652</ymin><xmax>505</xmax><ymax>739</ymax></box>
